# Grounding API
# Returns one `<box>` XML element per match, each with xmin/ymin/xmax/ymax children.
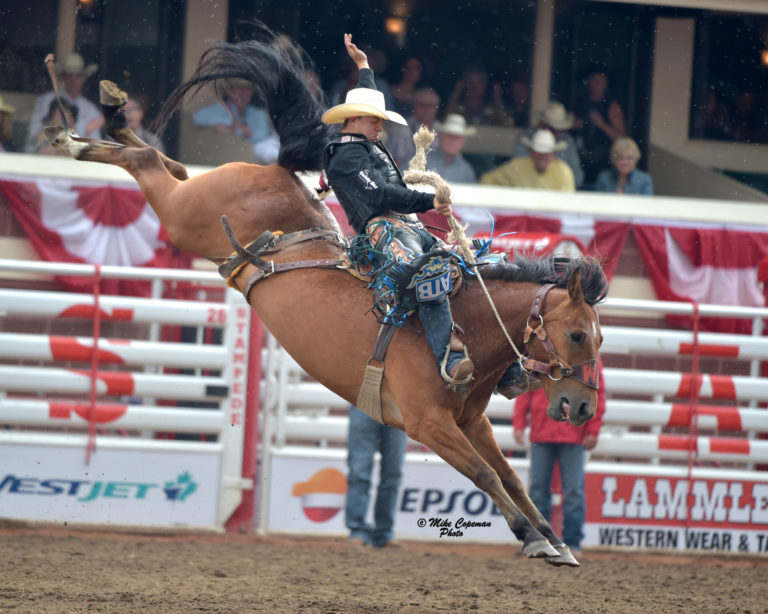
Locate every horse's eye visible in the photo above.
<box><xmin>570</xmin><ymin>332</ymin><xmax>585</xmax><ymax>344</ymax></box>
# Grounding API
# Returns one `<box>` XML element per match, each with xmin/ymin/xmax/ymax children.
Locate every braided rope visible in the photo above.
<box><xmin>402</xmin><ymin>126</ymin><xmax>525</xmax><ymax>362</ymax></box>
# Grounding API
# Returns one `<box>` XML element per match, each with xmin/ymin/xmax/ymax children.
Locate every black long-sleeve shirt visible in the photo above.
<box><xmin>323</xmin><ymin>69</ymin><xmax>434</xmax><ymax>234</ymax></box>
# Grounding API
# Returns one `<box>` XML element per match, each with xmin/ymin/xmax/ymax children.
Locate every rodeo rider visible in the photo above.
<box><xmin>321</xmin><ymin>34</ymin><xmax>474</xmax><ymax>388</ymax></box>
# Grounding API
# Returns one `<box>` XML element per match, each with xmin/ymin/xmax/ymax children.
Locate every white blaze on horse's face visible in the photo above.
<box><xmin>541</xmin><ymin>279</ymin><xmax>601</xmax><ymax>428</ymax></box>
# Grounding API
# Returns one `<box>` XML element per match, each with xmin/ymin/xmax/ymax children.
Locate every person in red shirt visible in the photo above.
<box><xmin>513</xmin><ymin>364</ymin><xmax>605</xmax><ymax>552</ymax></box>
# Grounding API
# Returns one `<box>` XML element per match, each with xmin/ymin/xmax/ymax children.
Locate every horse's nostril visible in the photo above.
<box><xmin>577</xmin><ymin>402</ymin><xmax>590</xmax><ymax>421</ymax></box>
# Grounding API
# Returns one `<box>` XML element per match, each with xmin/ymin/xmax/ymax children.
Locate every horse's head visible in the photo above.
<box><xmin>525</xmin><ymin>268</ymin><xmax>603</xmax><ymax>426</ymax></box>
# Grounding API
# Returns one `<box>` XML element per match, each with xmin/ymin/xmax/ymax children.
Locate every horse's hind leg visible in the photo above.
<box><xmin>461</xmin><ymin>414</ymin><xmax>579</xmax><ymax>567</ymax></box>
<box><xmin>99</xmin><ymin>80</ymin><xmax>189</xmax><ymax>181</ymax></box>
<box><xmin>45</xmin><ymin>125</ymin><xmax>180</xmax><ymax>222</ymax></box>
<box><xmin>404</xmin><ymin>407</ymin><xmax>558</xmax><ymax>559</ymax></box>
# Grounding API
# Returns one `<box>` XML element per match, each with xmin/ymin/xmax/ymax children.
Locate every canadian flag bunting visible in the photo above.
<box><xmin>4</xmin><ymin>177</ymin><xmax>768</xmax><ymax>333</ymax></box>
<box><xmin>1</xmin><ymin>177</ymin><xmax>192</xmax><ymax>296</ymax></box>
<box><xmin>456</xmin><ymin>207</ymin><xmax>768</xmax><ymax>334</ymax></box>
<box><xmin>634</xmin><ymin>224</ymin><xmax>768</xmax><ymax>334</ymax></box>
<box><xmin>456</xmin><ymin>208</ymin><xmax>630</xmax><ymax>281</ymax></box>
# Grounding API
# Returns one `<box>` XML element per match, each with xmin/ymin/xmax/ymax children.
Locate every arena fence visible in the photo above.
<box><xmin>259</xmin><ymin>297</ymin><xmax>768</xmax><ymax>555</ymax></box>
<box><xmin>0</xmin><ymin>259</ymin><xmax>261</xmax><ymax>532</ymax></box>
<box><xmin>2</xmin><ymin>258</ymin><xmax>767</xmax><ymax>554</ymax></box>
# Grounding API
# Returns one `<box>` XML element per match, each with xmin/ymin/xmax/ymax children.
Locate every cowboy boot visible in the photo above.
<box><xmin>419</xmin><ymin>298</ymin><xmax>474</xmax><ymax>386</ymax></box>
<box><xmin>494</xmin><ymin>361</ymin><xmax>542</xmax><ymax>399</ymax></box>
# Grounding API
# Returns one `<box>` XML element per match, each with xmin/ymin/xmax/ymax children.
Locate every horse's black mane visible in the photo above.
<box><xmin>154</xmin><ymin>21</ymin><xmax>331</xmax><ymax>173</ymax></box>
<box><xmin>481</xmin><ymin>256</ymin><xmax>608</xmax><ymax>306</ymax></box>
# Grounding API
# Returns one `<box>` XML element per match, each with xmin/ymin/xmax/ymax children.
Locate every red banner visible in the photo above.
<box><xmin>1</xmin><ymin>177</ymin><xmax>192</xmax><ymax>296</ymax></box>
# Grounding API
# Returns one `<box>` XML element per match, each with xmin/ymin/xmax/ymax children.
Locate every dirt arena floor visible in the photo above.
<box><xmin>1</xmin><ymin>525</ymin><xmax>766</xmax><ymax>614</ymax></box>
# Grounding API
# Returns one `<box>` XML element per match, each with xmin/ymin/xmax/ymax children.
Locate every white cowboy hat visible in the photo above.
<box><xmin>0</xmin><ymin>95</ymin><xmax>15</xmax><ymax>115</ymax></box>
<box><xmin>57</xmin><ymin>53</ymin><xmax>98</xmax><ymax>78</ymax></box>
<box><xmin>321</xmin><ymin>87</ymin><xmax>406</xmax><ymax>125</ymax></box>
<box><xmin>539</xmin><ymin>101</ymin><xmax>574</xmax><ymax>130</ymax></box>
<box><xmin>433</xmin><ymin>113</ymin><xmax>477</xmax><ymax>137</ymax></box>
<box><xmin>521</xmin><ymin>128</ymin><xmax>568</xmax><ymax>154</ymax></box>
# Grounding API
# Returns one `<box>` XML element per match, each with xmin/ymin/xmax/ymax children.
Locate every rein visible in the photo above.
<box><xmin>403</xmin><ymin>127</ymin><xmax>598</xmax><ymax>391</ymax></box>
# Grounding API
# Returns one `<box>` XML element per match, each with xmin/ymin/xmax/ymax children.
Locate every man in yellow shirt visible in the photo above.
<box><xmin>480</xmin><ymin>128</ymin><xmax>575</xmax><ymax>191</ymax></box>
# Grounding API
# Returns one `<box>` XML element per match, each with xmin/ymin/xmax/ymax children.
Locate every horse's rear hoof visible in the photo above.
<box><xmin>522</xmin><ymin>538</ymin><xmax>559</xmax><ymax>559</ymax></box>
<box><xmin>43</xmin><ymin>125</ymin><xmax>85</xmax><ymax>158</ymax></box>
<box><xmin>545</xmin><ymin>544</ymin><xmax>580</xmax><ymax>568</ymax></box>
<box><xmin>100</xmin><ymin>80</ymin><xmax>127</xmax><ymax>107</ymax></box>
<box><xmin>43</xmin><ymin>125</ymin><xmax>67</xmax><ymax>147</ymax></box>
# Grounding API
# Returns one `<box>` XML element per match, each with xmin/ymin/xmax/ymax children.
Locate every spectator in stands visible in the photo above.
<box><xmin>123</xmin><ymin>96</ymin><xmax>164</xmax><ymax>153</ymax></box>
<box><xmin>408</xmin><ymin>87</ymin><xmax>441</xmax><ymax>133</ymax></box>
<box><xmin>514</xmin><ymin>101</ymin><xmax>584</xmax><ymax>188</ymax></box>
<box><xmin>385</xmin><ymin>86</ymin><xmax>442</xmax><ymax>169</ymax></box>
<box><xmin>444</xmin><ymin>66</ymin><xmax>508</xmax><ymax>126</ymax></box>
<box><xmin>426</xmin><ymin>113</ymin><xmax>477</xmax><ymax>183</ymax></box>
<box><xmin>503</xmin><ymin>71</ymin><xmax>531</xmax><ymax>128</ymax></box>
<box><xmin>0</xmin><ymin>95</ymin><xmax>15</xmax><ymax>152</ymax></box>
<box><xmin>692</xmin><ymin>88</ymin><xmax>731</xmax><ymax>140</ymax></box>
<box><xmin>34</xmin><ymin>99</ymin><xmax>78</xmax><ymax>156</ymax></box>
<box><xmin>390</xmin><ymin>56</ymin><xmax>423</xmax><ymax>117</ymax></box>
<box><xmin>26</xmin><ymin>53</ymin><xmax>104</xmax><ymax>152</ymax></box>
<box><xmin>513</xmin><ymin>362</ymin><xmax>605</xmax><ymax>554</ymax></box>
<box><xmin>573</xmin><ymin>66</ymin><xmax>626</xmax><ymax>189</ymax></box>
<box><xmin>193</xmin><ymin>79</ymin><xmax>279</xmax><ymax>164</ymax></box>
<box><xmin>480</xmin><ymin>128</ymin><xmax>575</xmax><ymax>191</ymax></box>
<box><xmin>594</xmin><ymin>137</ymin><xmax>653</xmax><ymax>195</ymax></box>
<box><xmin>346</xmin><ymin>405</ymin><xmax>407</xmax><ymax>548</ymax></box>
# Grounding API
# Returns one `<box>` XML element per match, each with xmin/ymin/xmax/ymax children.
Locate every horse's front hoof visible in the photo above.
<box><xmin>100</xmin><ymin>80</ymin><xmax>127</xmax><ymax>107</ymax></box>
<box><xmin>545</xmin><ymin>544</ymin><xmax>580</xmax><ymax>568</ymax></box>
<box><xmin>522</xmin><ymin>538</ymin><xmax>559</xmax><ymax>559</ymax></box>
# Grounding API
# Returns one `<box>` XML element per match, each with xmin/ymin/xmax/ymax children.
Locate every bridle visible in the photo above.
<box><xmin>518</xmin><ymin>283</ymin><xmax>600</xmax><ymax>389</ymax></box>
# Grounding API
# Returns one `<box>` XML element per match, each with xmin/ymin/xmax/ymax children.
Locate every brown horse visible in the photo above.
<box><xmin>45</xmin><ymin>26</ymin><xmax>605</xmax><ymax>567</ymax></box>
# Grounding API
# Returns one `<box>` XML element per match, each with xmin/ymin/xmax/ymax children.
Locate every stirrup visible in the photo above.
<box><xmin>439</xmin><ymin>346</ymin><xmax>474</xmax><ymax>388</ymax></box>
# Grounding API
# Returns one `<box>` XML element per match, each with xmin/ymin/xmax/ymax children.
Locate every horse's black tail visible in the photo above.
<box><xmin>154</xmin><ymin>21</ymin><xmax>331</xmax><ymax>173</ymax></box>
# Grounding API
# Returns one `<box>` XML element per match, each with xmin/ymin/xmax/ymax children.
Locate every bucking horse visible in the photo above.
<box><xmin>45</xmin><ymin>23</ymin><xmax>606</xmax><ymax>567</ymax></box>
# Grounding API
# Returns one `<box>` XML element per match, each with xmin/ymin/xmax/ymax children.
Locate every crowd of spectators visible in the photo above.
<box><xmin>6</xmin><ymin>45</ymin><xmax>656</xmax><ymax>197</ymax></box>
<box><xmin>314</xmin><ymin>49</ymin><xmax>652</xmax><ymax>194</ymax></box>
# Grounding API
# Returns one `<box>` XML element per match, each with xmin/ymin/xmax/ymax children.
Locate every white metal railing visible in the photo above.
<box><xmin>261</xmin><ymin>295</ymin><xmax>768</xmax><ymax>468</ymax></box>
<box><xmin>0</xmin><ymin>258</ymin><xmax>254</xmax><ymax>528</ymax></box>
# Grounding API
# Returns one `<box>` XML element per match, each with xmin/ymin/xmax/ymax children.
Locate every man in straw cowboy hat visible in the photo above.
<box><xmin>26</xmin><ymin>52</ymin><xmax>104</xmax><ymax>152</ymax></box>
<box><xmin>322</xmin><ymin>33</ymin><xmax>474</xmax><ymax>388</ymax></box>
<box><xmin>480</xmin><ymin>127</ymin><xmax>575</xmax><ymax>191</ymax></box>
<box><xmin>426</xmin><ymin>113</ymin><xmax>477</xmax><ymax>184</ymax></box>
<box><xmin>513</xmin><ymin>101</ymin><xmax>584</xmax><ymax>188</ymax></box>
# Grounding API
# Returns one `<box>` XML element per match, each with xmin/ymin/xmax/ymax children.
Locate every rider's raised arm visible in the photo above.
<box><xmin>344</xmin><ymin>33</ymin><xmax>369</xmax><ymax>70</ymax></box>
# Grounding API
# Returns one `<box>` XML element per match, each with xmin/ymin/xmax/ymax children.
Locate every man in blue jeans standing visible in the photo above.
<box><xmin>512</xmin><ymin>365</ymin><xmax>605</xmax><ymax>553</ymax></box>
<box><xmin>346</xmin><ymin>405</ymin><xmax>407</xmax><ymax>548</ymax></box>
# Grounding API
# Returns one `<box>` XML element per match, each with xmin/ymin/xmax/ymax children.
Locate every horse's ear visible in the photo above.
<box><xmin>567</xmin><ymin>268</ymin><xmax>585</xmax><ymax>304</ymax></box>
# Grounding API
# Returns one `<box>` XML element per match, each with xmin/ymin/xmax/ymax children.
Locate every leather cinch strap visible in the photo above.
<box><xmin>217</xmin><ymin>215</ymin><xmax>348</xmax><ymax>301</ymax></box>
